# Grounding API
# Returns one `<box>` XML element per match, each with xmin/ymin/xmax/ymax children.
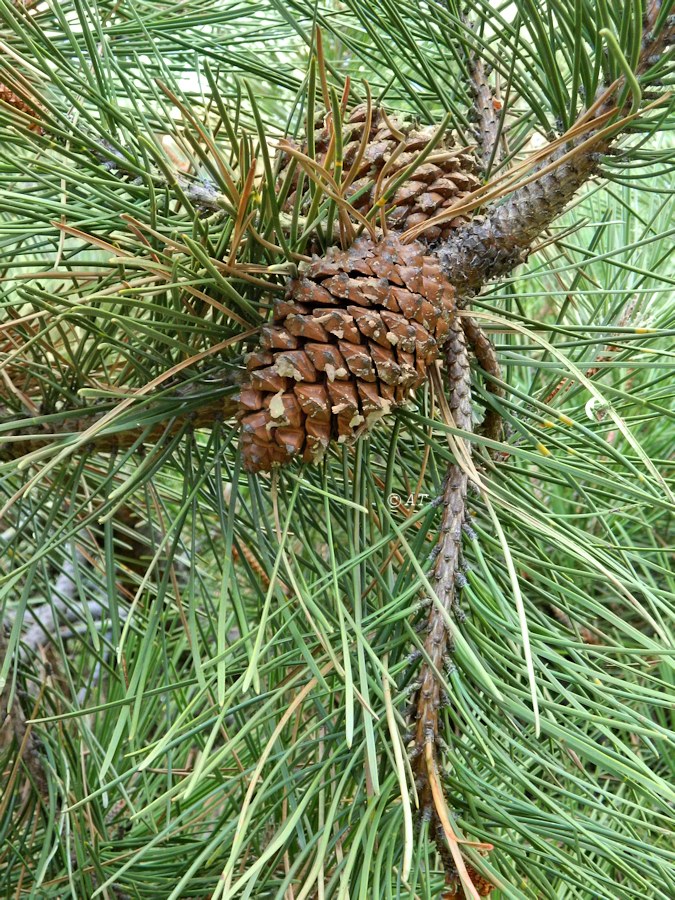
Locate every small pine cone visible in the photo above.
<box><xmin>281</xmin><ymin>104</ymin><xmax>481</xmax><ymax>241</ymax></box>
<box><xmin>0</xmin><ymin>83</ymin><xmax>43</xmax><ymax>133</ymax></box>
<box><xmin>238</xmin><ymin>233</ymin><xmax>455</xmax><ymax>472</ymax></box>
<box><xmin>466</xmin><ymin>866</ymin><xmax>494</xmax><ymax>896</ymax></box>
<box><xmin>443</xmin><ymin>865</ymin><xmax>494</xmax><ymax>898</ymax></box>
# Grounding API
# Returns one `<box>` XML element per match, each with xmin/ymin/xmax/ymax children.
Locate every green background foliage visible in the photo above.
<box><xmin>0</xmin><ymin>1</ymin><xmax>673</xmax><ymax>897</ymax></box>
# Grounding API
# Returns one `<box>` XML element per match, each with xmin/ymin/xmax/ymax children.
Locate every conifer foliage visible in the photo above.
<box><xmin>1</xmin><ymin>1</ymin><xmax>674</xmax><ymax>898</ymax></box>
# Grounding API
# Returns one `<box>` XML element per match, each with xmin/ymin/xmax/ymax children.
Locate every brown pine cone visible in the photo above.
<box><xmin>280</xmin><ymin>104</ymin><xmax>481</xmax><ymax>241</ymax></box>
<box><xmin>0</xmin><ymin>83</ymin><xmax>43</xmax><ymax>133</ymax></box>
<box><xmin>443</xmin><ymin>864</ymin><xmax>494</xmax><ymax>898</ymax></box>
<box><xmin>238</xmin><ymin>234</ymin><xmax>455</xmax><ymax>472</ymax></box>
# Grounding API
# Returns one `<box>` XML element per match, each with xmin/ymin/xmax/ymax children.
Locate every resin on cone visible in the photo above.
<box><xmin>238</xmin><ymin>234</ymin><xmax>455</xmax><ymax>472</ymax></box>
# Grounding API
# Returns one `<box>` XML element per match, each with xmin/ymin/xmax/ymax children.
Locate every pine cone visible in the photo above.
<box><xmin>281</xmin><ymin>104</ymin><xmax>481</xmax><ymax>241</ymax></box>
<box><xmin>0</xmin><ymin>83</ymin><xmax>43</xmax><ymax>133</ymax></box>
<box><xmin>238</xmin><ymin>234</ymin><xmax>455</xmax><ymax>472</ymax></box>
<box><xmin>443</xmin><ymin>865</ymin><xmax>494</xmax><ymax>898</ymax></box>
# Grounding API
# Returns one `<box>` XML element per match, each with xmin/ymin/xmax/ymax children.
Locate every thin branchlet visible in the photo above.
<box><xmin>462</xmin><ymin>15</ymin><xmax>503</xmax><ymax>175</ymax></box>
<box><xmin>438</xmin><ymin>1</ymin><xmax>673</xmax><ymax>299</ymax></box>
<box><xmin>0</xmin><ymin>388</ymin><xmax>239</xmax><ymax>462</ymax></box>
<box><xmin>410</xmin><ymin>315</ymin><xmax>471</xmax><ymax>813</ymax></box>
<box><xmin>462</xmin><ymin>315</ymin><xmax>504</xmax><ymax>444</ymax></box>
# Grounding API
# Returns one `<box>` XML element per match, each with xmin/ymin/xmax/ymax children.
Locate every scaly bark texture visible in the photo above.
<box><xmin>437</xmin><ymin>138</ymin><xmax>603</xmax><ymax>296</ymax></box>
<box><xmin>411</xmin><ymin>316</ymin><xmax>472</xmax><ymax>810</ymax></box>
<box><xmin>462</xmin><ymin>315</ymin><xmax>504</xmax><ymax>444</ymax></box>
<box><xmin>466</xmin><ymin>49</ymin><xmax>503</xmax><ymax>174</ymax></box>
<box><xmin>409</xmin><ymin>316</ymin><xmax>491</xmax><ymax>893</ymax></box>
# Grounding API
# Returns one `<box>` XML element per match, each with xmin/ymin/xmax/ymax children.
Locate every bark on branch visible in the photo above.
<box><xmin>409</xmin><ymin>318</ymin><xmax>489</xmax><ymax>894</ymax></box>
<box><xmin>0</xmin><ymin>394</ymin><xmax>239</xmax><ymax>463</ymax></box>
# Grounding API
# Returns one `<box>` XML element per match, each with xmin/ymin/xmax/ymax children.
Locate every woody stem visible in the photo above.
<box><xmin>411</xmin><ymin>317</ymin><xmax>474</xmax><ymax>879</ymax></box>
<box><xmin>438</xmin><ymin>1</ymin><xmax>672</xmax><ymax>298</ymax></box>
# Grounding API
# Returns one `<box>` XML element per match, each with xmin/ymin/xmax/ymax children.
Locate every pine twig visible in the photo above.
<box><xmin>91</xmin><ymin>138</ymin><xmax>227</xmax><ymax>213</ymax></box>
<box><xmin>468</xmin><ymin>55</ymin><xmax>503</xmax><ymax>175</ymax></box>
<box><xmin>0</xmin><ymin>389</ymin><xmax>239</xmax><ymax>463</ymax></box>
<box><xmin>462</xmin><ymin>15</ymin><xmax>503</xmax><ymax>176</ymax></box>
<box><xmin>405</xmin><ymin>9</ymin><xmax>674</xmax><ymax>872</ymax></box>
<box><xmin>0</xmin><ymin>79</ymin><xmax>228</xmax><ymax>213</ymax></box>
<box><xmin>438</xmin><ymin>2</ymin><xmax>673</xmax><ymax>299</ymax></box>
<box><xmin>410</xmin><ymin>317</ymin><xmax>492</xmax><ymax>897</ymax></box>
<box><xmin>461</xmin><ymin>316</ymin><xmax>504</xmax><ymax>445</ymax></box>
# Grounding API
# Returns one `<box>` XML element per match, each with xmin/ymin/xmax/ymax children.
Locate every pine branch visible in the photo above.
<box><xmin>410</xmin><ymin>316</ymin><xmax>485</xmax><ymax>894</ymax></box>
<box><xmin>468</xmin><ymin>54</ymin><xmax>502</xmax><ymax>175</ymax></box>
<box><xmin>0</xmin><ymin>393</ymin><xmax>239</xmax><ymax>462</ymax></box>
<box><xmin>461</xmin><ymin>316</ymin><xmax>504</xmax><ymax>445</ymax></box>
<box><xmin>89</xmin><ymin>138</ymin><xmax>226</xmax><ymax>214</ymax></box>
<box><xmin>0</xmin><ymin>629</ymin><xmax>48</xmax><ymax>798</ymax></box>
<box><xmin>0</xmin><ymin>76</ymin><xmax>228</xmax><ymax>213</ymax></box>
<box><xmin>462</xmin><ymin>15</ymin><xmax>503</xmax><ymax>176</ymax></box>
<box><xmin>438</xmin><ymin>1</ymin><xmax>674</xmax><ymax>298</ymax></box>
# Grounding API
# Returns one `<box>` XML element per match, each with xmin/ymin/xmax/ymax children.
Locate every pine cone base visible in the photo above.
<box><xmin>238</xmin><ymin>235</ymin><xmax>455</xmax><ymax>472</ymax></box>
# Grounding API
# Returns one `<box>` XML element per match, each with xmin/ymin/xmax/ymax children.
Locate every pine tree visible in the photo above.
<box><xmin>1</xmin><ymin>1</ymin><xmax>674</xmax><ymax>897</ymax></box>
